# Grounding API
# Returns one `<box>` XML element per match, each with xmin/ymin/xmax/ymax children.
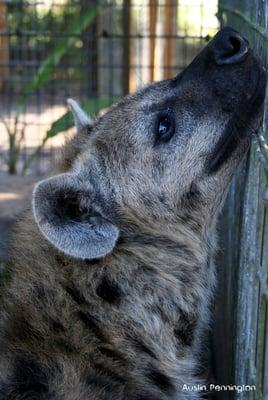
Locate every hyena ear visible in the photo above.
<box><xmin>67</xmin><ymin>98</ymin><xmax>92</xmax><ymax>130</ymax></box>
<box><xmin>32</xmin><ymin>174</ymin><xmax>119</xmax><ymax>260</ymax></box>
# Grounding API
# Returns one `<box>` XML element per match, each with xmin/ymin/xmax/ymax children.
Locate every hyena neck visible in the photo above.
<box><xmin>116</xmin><ymin>214</ymin><xmax>217</xmax><ymax>321</ymax></box>
<box><xmin>110</xmin><ymin>217</ymin><xmax>218</xmax><ymax>356</ymax></box>
<box><xmin>116</xmin><ymin>216</ymin><xmax>216</xmax><ymax>276</ymax></box>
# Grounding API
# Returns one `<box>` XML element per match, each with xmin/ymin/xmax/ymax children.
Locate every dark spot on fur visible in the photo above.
<box><xmin>32</xmin><ymin>285</ymin><xmax>56</xmax><ymax>303</ymax></box>
<box><xmin>65</xmin><ymin>285</ymin><xmax>88</xmax><ymax>306</ymax></box>
<box><xmin>10</xmin><ymin>356</ymin><xmax>50</xmax><ymax>398</ymax></box>
<box><xmin>85</xmin><ymin>258</ymin><xmax>102</xmax><ymax>265</ymax></box>
<box><xmin>181</xmin><ymin>183</ymin><xmax>201</xmax><ymax>210</ymax></box>
<box><xmin>55</xmin><ymin>254</ymin><xmax>68</xmax><ymax>267</ymax></box>
<box><xmin>7</xmin><ymin>315</ymin><xmax>40</xmax><ymax>344</ymax></box>
<box><xmin>158</xmin><ymin>194</ymin><xmax>167</xmax><ymax>205</ymax></box>
<box><xmin>53</xmin><ymin>339</ymin><xmax>76</xmax><ymax>354</ymax></box>
<box><xmin>86</xmin><ymin>373</ymin><xmax>119</xmax><ymax>388</ymax></box>
<box><xmin>96</xmin><ymin>277</ymin><xmax>122</xmax><ymax>304</ymax></box>
<box><xmin>116</xmin><ymin>236</ymin><xmax>126</xmax><ymax>246</ymax></box>
<box><xmin>174</xmin><ymin>309</ymin><xmax>197</xmax><ymax>346</ymax></box>
<box><xmin>86</xmin><ymin>373</ymin><xmax>108</xmax><ymax>388</ymax></box>
<box><xmin>34</xmin><ymin>284</ymin><xmax>46</xmax><ymax>300</ymax></box>
<box><xmin>77</xmin><ymin>311</ymin><xmax>107</xmax><ymax>342</ymax></box>
<box><xmin>55</xmin><ymin>255</ymin><xmax>62</xmax><ymax>264</ymax></box>
<box><xmin>49</xmin><ymin>318</ymin><xmax>65</xmax><ymax>334</ymax></box>
<box><xmin>146</xmin><ymin>368</ymin><xmax>174</xmax><ymax>393</ymax></box>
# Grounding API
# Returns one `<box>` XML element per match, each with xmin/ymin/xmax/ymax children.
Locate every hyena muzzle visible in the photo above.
<box><xmin>0</xmin><ymin>27</ymin><xmax>266</xmax><ymax>400</ymax></box>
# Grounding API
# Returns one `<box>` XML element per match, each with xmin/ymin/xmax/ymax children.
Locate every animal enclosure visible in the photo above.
<box><xmin>0</xmin><ymin>1</ymin><xmax>267</xmax><ymax>399</ymax></box>
<box><xmin>0</xmin><ymin>0</ymin><xmax>218</xmax><ymax>175</ymax></box>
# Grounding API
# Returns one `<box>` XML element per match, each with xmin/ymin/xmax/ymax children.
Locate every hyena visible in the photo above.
<box><xmin>0</xmin><ymin>28</ymin><xmax>266</xmax><ymax>400</ymax></box>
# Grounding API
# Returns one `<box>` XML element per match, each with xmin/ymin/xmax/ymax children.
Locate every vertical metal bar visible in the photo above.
<box><xmin>122</xmin><ymin>0</ymin><xmax>131</xmax><ymax>95</ymax></box>
<box><xmin>163</xmin><ymin>0</ymin><xmax>176</xmax><ymax>79</ymax></box>
<box><xmin>149</xmin><ymin>0</ymin><xmax>157</xmax><ymax>82</ymax></box>
<box><xmin>82</xmin><ymin>0</ymin><xmax>99</xmax><ymax>99</ymax></box>
<box><xmin>0</xmin><ymin>0</ymin><xmax>9</xmax><ymax>90</ymax></box>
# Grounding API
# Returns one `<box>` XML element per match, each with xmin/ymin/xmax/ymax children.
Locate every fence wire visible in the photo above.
<box><xmin>0</xmin><ymin>0</ymin><xmax>218</xmax><ymax>175</ymax></box>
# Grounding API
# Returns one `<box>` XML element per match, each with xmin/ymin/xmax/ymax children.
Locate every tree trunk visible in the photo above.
<box><xmin>163</xmin><ymin>0</ymin><xmax>177</xmax><ymax>79</ymax></box>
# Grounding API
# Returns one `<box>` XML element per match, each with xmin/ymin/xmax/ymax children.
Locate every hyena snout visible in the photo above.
<box><xmin>211</xmin><ymin>27</ymin><xmax>249</xmax><ymax>65</ymax></box>
<box><xmin>182</xmin><ymin>26</ymin><xmax>264</xmax><ymax>104</ymax></box>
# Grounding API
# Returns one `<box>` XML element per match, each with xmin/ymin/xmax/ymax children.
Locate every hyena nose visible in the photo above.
<box><xmin>212</xmin><ymin>27</ymin><xmax>249</xmax><ymax>65</ymax></box>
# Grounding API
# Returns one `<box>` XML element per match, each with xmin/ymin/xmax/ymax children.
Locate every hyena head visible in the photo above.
<box><xmin>33</xmin><ymin>27</ymin><xmax>266</xmax><ymax>260</ymax></box>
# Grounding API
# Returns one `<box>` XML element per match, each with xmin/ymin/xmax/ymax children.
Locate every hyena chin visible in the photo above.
<box><xmin>0</xmin><ymin>28</ymin><xmax>266</xmax><ymax>400</ymax></box>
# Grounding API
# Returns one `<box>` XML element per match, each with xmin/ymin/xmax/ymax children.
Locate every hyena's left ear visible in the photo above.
<box><xmin>67</xmin><ymin>98</ymin><xmax>92</xmax><ymax>130</ymax></box>
<box><xmin>32</xmin><ymin>173</ymin><xmax>119</xmax><ymax>260</ymax></box>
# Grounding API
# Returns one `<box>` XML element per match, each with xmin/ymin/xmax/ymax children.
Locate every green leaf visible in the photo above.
<box><xmin>17</xmin><ymin>2</ymin><xmax>102</xmax><ymax>111</ymax></box>
<box><xmin>46</xmin><ymin>96</ymin><xmax>119</xmax><ymax>139</ymax></box>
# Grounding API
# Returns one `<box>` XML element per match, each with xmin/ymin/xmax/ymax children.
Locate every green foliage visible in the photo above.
<box><xmin>7</xmin><ymin>0</ymin><xmax>96</xmax><ymax>91</ymax></box>
<box><xmin>22</xmin><ymin>96</ymin><xmax>119</xmax><ymax>174</ymax></box>
<box><xmin>17</xmin><ymin>3</ymin><xmax>101</xmax><ymax>111</ymax></box>
<box><xmin>46</xmin><ymin>96</ymin><xmax>119</xmax><ymax>139</ymax></box>
<box><xmin>4</xmin><ymin>1</ymin><xmax>105</xmax><ymax>174</ymax></box>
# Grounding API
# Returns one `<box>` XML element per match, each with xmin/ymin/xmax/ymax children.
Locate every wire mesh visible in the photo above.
<box><xmin>0</xmin><ymin>0</ymin><xmax>218</xmax><ymax>176</ymax></box>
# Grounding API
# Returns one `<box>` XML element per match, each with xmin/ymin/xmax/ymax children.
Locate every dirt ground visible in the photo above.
<box><xmin>0</xmin><ymin>101</ymin><xmax>74</xmax><ymax>261</ymax></box>
<box><xmin>0</xmin><ymin>172</ymin><xmax>48</xmax><ymax>261</ymax></box>
<box><xmin>0</xmin><ymin>172</ymin><xmax>41</xmax><ymax>218</ymax></box>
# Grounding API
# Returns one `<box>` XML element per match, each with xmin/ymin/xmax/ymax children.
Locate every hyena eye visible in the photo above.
<box><xmin>156</xmin><ymin>115</ymin><xmax>175</xmax><ymax>144</ymax></box>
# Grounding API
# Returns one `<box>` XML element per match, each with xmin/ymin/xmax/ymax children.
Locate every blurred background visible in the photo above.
<box><xmin>0</xmin><ymin>0</ymin><xmax>218</xmax><ymax>176</ymax></box>
<box><xmin>0</xmin><ymin>1</ymin><xmax>267</xmax><ymax>399</ymax></box>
